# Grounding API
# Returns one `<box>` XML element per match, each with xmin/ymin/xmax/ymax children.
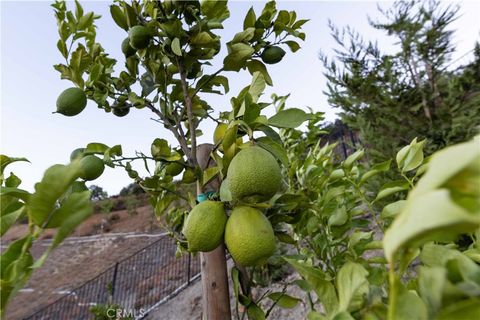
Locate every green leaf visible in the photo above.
<box><xmin>0</xmin><ymin>187</ymin><xmax>30</xmax><ymax>201</ymax></box>
<box><xmin>292</xmin><ymin>19</ymin><xmax>309</xmax><ymax>29</ymax></box>
<box><xmin>374</xmin><ymin>180</ymin><xmax>409</xmax><ymax>202</ymax></box>
<box><xmin>420</xmin><ymin>243</ymin><xmax>480</xmax><ymax>284</ymax></box>
<box><xmin>231</xmin><ymin>28</ymin><xmax>255</xmax><ymax>44</ymax></box>
<box><xmin>381</xmin><ymin>200</ymin><xmax>406</xmax><ymax>219</ymax></box>
<box><xmin>243</xmin><ymin>7</ymin><xmax>256</xmax><ymax>29</ymax></box>
<box><xmin>122</xmin><ymin>2</ymin><xmax>138</xmax><ymax>27</ymax></box>
<box><xmin>293</xmin><ymin>279</ymin><xmax>312</xmax><ymax>291</ymax></box>
<box><xmin>0</xmin><ymin>155</ymin><xmax>29</xmax><ymax>178</ymax></box>
<box><xmin>74</xmin><ymin>0</ymin><xmax>84</xmax><ymax>19</ymax></box>
<box><xmin>1</xmin><ymin>205</ymin><xmax>25</xmax><ymax>236</ymax></box>
<box><xmin>328</xmin><ymin>206</ymin><xmax>348</xmax><ymax>227</ymax></box>
<box><xmin>57</xmin><ymin>39</ymin><xmax>68</xmax><ymax>59</ymax></box>
<box><xmin>329</xmin><ymin>169</ymin><xmax>345</xmax><ymax>181</ymax></box>
<box><xmin>332</xmin><ymin>312</ymin><xmax>355</xmax><ymax>320</ymax></box>
<box><xmin>396</xmin><ymin>138</ymin><xmax>426</xmax><ymax>172</ymax></box>
<box><xmin>231</xmin><ymin>267</ymin><xmax>240</xmax><ymax>298</ymax></box>
<box><xmin>201</xmin><ymin>0</ymin><xmax>230</xmax><ymax>22</ymax></box>
<box><xmin>77</xmin><ymin>12</ymin><xmax>94</xmax><ymax>30</ymax></box>
<box><xmin>103</xmin><ymin>145</ymin><xmax>122</xmax><ymax>168</ymax></box>
<box><xmin>284</xmin><ymin>40</ymin><xmax>300</xmax><ymax>52</ymax></box>
<box><xmin>171</xmin><ymin>38</ymin><xmax>182</xmax><ymax>56</ymax></box>
<box><xmin>247</xmin><ymin>302</ymin><xmax>265</xmax><ymax>320</ymax></box>
<box><xmin>268</xmin><ymin>292</ymin><xmax>301</xmax><ymax>308</ymax></box>
<box><xmin>247</xmin><ymin>60</ymin><xmax>273</xmax><ymax>86</ymax></box>
<box><xmin>27</xmin><ymin>163</ymin><xmax>81</xmax><ymax>227</ymax></box>
<box><xmin>390</xmin><ymin>276</ymin><xmax>428</xmax><ymax>320</ymax></box>
<box><xmin>275</xmin><ymin>232</ymin><xmax>296</xmax><ymax>244</ymax></box>
<box><xmin>359</xmin><ymin>160</ymin><xmax>391</xmax><ymax>185</ymax></box>
<box><xmin>284</xmin><ymin>258</ymin><xmax>338</xmax><ymax>315</ymax></box>
<box><xmin>223</xmin><ymin>43</ymin><xmax>254</xmax><ymax>72</ymax></box>
<box><xmin>307</xmin><ymin>311</ymin><xmax>327</xmax><ymax>320</ymax></box>
<box><xmin>182</xmin><ymin>168</ymin><xmax>196</xmax><ymax>184</ymax></box>
<box><xmin>248</xmin><ymin>72</ymin><xmax>266</xmax><ymax>103</ymax></box>
<box><xmin>110</xmin><ymin>5</ymin><xmax>128</xmax><ymax>30</ymax></box>
<box><xmin>412</xmin><ymin>137</ymin><xmax>480</xmax><ymax>197</ymax></box>
<box><xmin>396</xmin><ymin>143</ymin><xmax>410</xmax><ymax>168</ymax></box>
<box><xmin>401</xmin><ymin>139</ymin><xmax>426</xmax><ymax>172</ymax></box>
<box><xmin>0</xmin><ymin>235</ymin><xmax>33</xmax><ymax>313</ymax></box>
<box><xmin>383</xmin><ymin>189</ymin><xmax>480</xmax><ymax>262</ymax></box>
<box><xmin>343</xmin><ymin>149</ymin><xmax>364</xmax><ymax>170</ymax></box>
<box><xmin>196</xmin><ymin>75</ymin><xmax>229</xmax><ymax>94</ymax></box>
<box><xmin>336</xmin><ymin>262</ymin><xmax>369</xmax><ymax>312</ymax></box>
<box><xmin>50</xmin><ymin>191</ymin><xmax>93</xmax><ymax>248</ymax></box>
<box><xmin>256</xmin><ymin>137</ymin><xmax>288</xmax><ymax>167</ymax></box>
<box><xmin>151</xmin><ymin>139</ymin><xmax>181</xmax><ymax>161</ymax></box>
<box><xmin>256</xmin><ymin>125</ymin><xmax>282</xmax><ymax>143</ymax></box>
<box><xmin>32</xmin><ymin>191</ymin><xmax>93</xmax><ymax>270</ymax></box>
<box><xmin>437</xmin><ymin>298</ymin><xmax>480</xmax><ymax>320</ymax></box>
<box><xmin>418</xmin><ymin>266</ymin><xmax>446</xmax><ymax>317</ymax></box>
<box><xmin>203</xmin><ymin>167</ymin><xmax>219</xmax><ymax>187</ymax></box>
<box><xmin>269</xmin><ymin>108</ymin><xmax>311</xmax><ymax>129</ymax></box>
<box><xmin>84</xmin><ymin>142</ymin><xmax>109</xmax><ymax>155</ymax></box>
<box><xmin>243</xmin><ymin>102</ymin><xmax>260</xmax><ymax>125</ymax></box>
<box><xmin>155</xmin><ymin>194</ymin><xmax>176</xmax><ymax>217</ymax></box>
<box><xmin>347</xmin><ymin>231</ymin><xmax>373</xmax><ymax>253</ymax></box>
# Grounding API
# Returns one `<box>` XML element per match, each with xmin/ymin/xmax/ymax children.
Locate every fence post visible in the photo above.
<box><xmin>111</xmin><ymin>262</ymin><xmax>119</xmax><ymax>302</ymax></box>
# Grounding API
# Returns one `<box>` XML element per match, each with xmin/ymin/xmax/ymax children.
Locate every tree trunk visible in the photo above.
<box><xmin>196</xmin><ymin>144</ymin><xmax>231</xmax><ymax>320</ymax></box>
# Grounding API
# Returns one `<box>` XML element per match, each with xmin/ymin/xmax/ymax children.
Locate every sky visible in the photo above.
<box><xmin>1</xmin><ymin>0</ymin><xmax>479</xmax><ymax>195</ymax></box>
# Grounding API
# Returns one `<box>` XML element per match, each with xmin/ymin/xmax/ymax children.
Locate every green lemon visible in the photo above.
<box><xmin>79</xmin><ymin>155</ymin><xmax>105</xmax><ymax>181</ymax></box>
<box><xmin>112</xmin><ymin>105</ymin><xmax>130</xmax><ymax>117</ymax></box>
<box><xmin>224</xmin><ymin>206</ymin><xmax>276</xmax><ymax>266</ymax></box>
<box><xmin>56</xmin><ymin>87</ymin><xmax>87</xmax><ymax>117</ymax></box>
<box><xmin>261</xmin><ymin>46</ymin><xmax>286</xmax><ymax>64</ymax></box>
<box><xmin>70</xmin><ymin>148</ymin><xmax>85</xmax><ymax>161</ymax></box>
<box><xmin>227</xmin><ymin>146</ymin><xmax>282</xmax><ymax>203</ymax></box>
<box><xmin>121</xmin><ymin>37</ymin><xmax>136</xmax><ymax>57</ymax></box>
<box><xmin>128</xmin><ymin>26</ymin><xmax>151</xmax><ymax>50</ymax></box>
<box><xmin>213</xmin><ymin>123</ymin><xmax>228</xmax><ymax>146</ymax></box>
<box><xmin>166</xmin><ymin>162</ymin><xmax>184</xmax><ymax>176</ymax></box>
<box><xmin>219</xmin><ymin>179</ymin><xmax>232</xmax><ymax>202</ymax></box>
<box><xmin>182</xmin><ymin>201</ymin><xmax>227</xmax><ymax>252</ymax></box>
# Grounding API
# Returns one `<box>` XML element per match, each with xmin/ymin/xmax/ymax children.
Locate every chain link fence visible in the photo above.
<box><xmin>24</xmin><ymin>235</ymin><xmax>200</xmax><ymax>320</ymax></box>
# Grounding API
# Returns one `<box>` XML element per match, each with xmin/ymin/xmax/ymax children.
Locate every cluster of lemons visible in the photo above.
<box><xmin>183</xmin><ymin>126</ymin><xmax>282</xmax><ymax>267</ymax></box>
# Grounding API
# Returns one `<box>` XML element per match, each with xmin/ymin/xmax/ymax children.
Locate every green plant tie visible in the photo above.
<box><xmin>196</xmin><ymin>193</ymin><xmax>207</xmax><ymax>203</ymax></box>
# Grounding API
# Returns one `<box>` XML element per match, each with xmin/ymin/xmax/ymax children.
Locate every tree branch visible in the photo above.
<box><xmin>177</xmin><ymin>58</ymin><xmax>198</xmax><ymax>167</ymax></box>
<box><xmin>145</xmin><ymin>100</ymin><xmax>191</xmax><ymax>159</ymax></box>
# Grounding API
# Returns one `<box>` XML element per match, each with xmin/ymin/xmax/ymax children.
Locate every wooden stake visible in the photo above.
<box><xmin>197</xmin><ymin>144</ymin><xmax>231</xmax><ymax>320</ymax></box>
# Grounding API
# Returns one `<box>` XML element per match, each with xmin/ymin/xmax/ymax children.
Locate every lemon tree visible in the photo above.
<box><xmin>4</xmin><ymin>1</ymin><xmax>473</xmax><ymax>319</ymax></box>
<box><xmin>1</xmin><ymin>1</ymin><xmax>308</xmax><ymax>318</ymax></box>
